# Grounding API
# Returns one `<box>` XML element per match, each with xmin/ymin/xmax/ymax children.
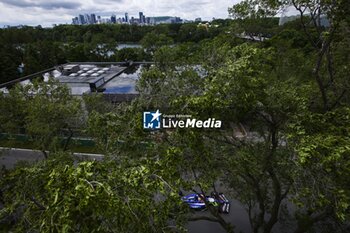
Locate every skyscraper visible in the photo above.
<box><xmin>125</xmin><ymin>13</ymin><xmax>129</xmax><ymax>23</ymax></box>
<box><xmin>139</xmin><ymin>12</ymin><xmax>144</xmax><ymax>24</ymax></box>
<box><xmin>84</xmin><ymin>14</ymin><xmax>91</xmax><ymax>24</ymax></box>
<box><xmin>111</xmin><ymin>15</ymin><xmax>117</xmax><ymax>24</ymax></box>
<box><xmin>79</xmin><ymin>14</ymin><xmax>85</xmax><ymax>25</ymax></box>
<box><xmin>72</xmin><ymin>17</ymin><xmax>79</xmax><ymax>25</ymax></box>
<box><xmin>90</xmin><ymin>14</ymin><xmax>97</xmax><ymax>24</ymax></box>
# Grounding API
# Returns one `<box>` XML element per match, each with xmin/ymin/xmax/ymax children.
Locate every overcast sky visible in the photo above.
<box><xmin>0</xmin><ymin>0</ymin><xmax>240</xmax><ymax>27</ymax></box>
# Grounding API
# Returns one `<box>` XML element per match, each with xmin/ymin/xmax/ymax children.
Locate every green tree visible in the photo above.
<box><xmin>25</xmin><ymin>80</ymin><xmax>81</xmax><ymax>156</ymax></box>
<box><xmin>140</xmin><ymin>32</ymin><xmax>174</xmax><ymax>54</ymax></box>
<box><xmin>0</xmin><ymin>151</ymin><xmax>188</xmax><ymax>232</ymax></box>
<box><xmin>230</xmin><ymin>0</ymin><xmax>350</xmax><ymax>110</ymax></box>
<box><xmin>0</xmin><ymin>80</ymin><xmax>81</xmax><ymax>157</ymax></box>
<box><xmin>288</xmin><ymin>107</ymin><xmax>350</xmax><ymax>232</ymax></box>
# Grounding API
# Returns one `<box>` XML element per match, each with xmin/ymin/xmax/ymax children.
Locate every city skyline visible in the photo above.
<box><xmin>72</xmin><ymin>12</ymin><xmax>185</xmax><ymax>26</ymax></box>
<box><xmin>0</xmin><ymin>0</ymin><xmax>238</xmax><ymax>27</ymax></box>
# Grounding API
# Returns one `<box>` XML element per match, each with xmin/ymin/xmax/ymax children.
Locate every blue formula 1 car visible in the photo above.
<box><xmin>181</xmin><ymin>192</ymin><xmax>230</xmax><ymax>214</ymax></box>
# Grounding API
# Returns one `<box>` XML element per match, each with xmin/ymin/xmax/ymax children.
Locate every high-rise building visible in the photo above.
<box><xmin>175</xmin><ymin>17</ymin><xmax>183</xmax><ymax>23</ymax></box>
<box><xmin>79</xmin><ymin>14</ymin><xmax>85</xmax><ymax>25</ymax></box>
<box><xmin>84</xmin><ymin>14</ymin><xmax>91</xmax><ymax>24</ymax></box>
<box><xmin>111</xmin><ymin>15</ymin><xmax>117</xmax><ymax>24</ymax></box>
<box><xmin>90</xmin><ymin>14</ymin><xmax>97</xmax><ymax>24</ymax></box>
<box><xmin>149</xmin><ymin>17</ymin><xmax>155</xmax><ymax>25</ymax></box>
<box><xmin>125</xmin><ymin>13</ymin><xmax>129</xmax><ymax>23</ymax></box>
<box><xmin>72</xmin><ymin>17</ymin><xmax>79</xmax><ymax>25</ymax></box>
<box><xmin>139</xmin><ymin>12</ymin><xmax>144</xmax><ymax>24</ymax></box>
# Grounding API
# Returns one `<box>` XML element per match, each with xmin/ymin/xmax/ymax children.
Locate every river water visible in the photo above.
<box><xmin>117</xmin><ymin>43</ymin><xmax>142</xmax><ymax>50</ymax></box>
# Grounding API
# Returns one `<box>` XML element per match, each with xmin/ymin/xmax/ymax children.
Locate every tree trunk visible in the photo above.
<box><xmin>63</xmin><ymin>127</ymin><xmax>73</xmax><ymax>151</ymax></box>
<box><xmin>41</xmin><ymin>150</ymin><xmax>48</xmax><ymax>159</ymax></box>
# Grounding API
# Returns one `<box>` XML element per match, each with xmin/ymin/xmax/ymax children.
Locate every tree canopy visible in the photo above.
<box><xmin>0</xmin><ymin>2</ymin><xmax>350</xmax><ymax>233</ymax></box>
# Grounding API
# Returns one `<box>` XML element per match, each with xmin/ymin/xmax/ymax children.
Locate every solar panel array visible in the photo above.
<box><xmin>68</xmin><ymin>67</ymin><xmax>110</xmax><ymax>77</ymax></box>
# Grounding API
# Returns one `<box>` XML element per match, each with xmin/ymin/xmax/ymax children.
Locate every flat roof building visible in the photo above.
<box><xmin>0</xmin><ymin>62</ymin><xmax>150</xmax><ymax>102</ymax></box>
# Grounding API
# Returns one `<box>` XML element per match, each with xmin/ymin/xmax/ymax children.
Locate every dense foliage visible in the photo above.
<box><xmin>0</xmin><ymin>20</ymin><xmax>232</xmax><ymax>84</ymax></box>
<box><xmin>0</xmin><ymin>1</ymin><xmax>349</xmax><ymax>233</ymax></box>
